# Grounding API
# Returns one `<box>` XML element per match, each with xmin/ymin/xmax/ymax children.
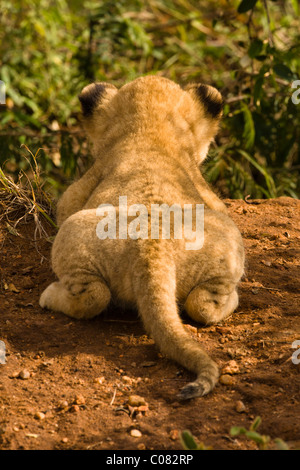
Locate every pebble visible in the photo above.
<box><xmin>128</xmin><ymin>395</ymin><xmax>147</xmax><ymax>407</ymax></box>
<box><xmin>74</xmin><ymin>394</ymin><xmax>85</xmax><ymax>405</ymax></box>
<box><xmin>130</xmin><ymin>429</ymin><xmax>142</xmax><ymax>438</ymax></box>
<box><xmin>169</xmin><ymin>429</ymin><xmax>179</xmax><ymax>441</ymax></box>
<box><xmin>221</xmin><ymin>360</ymin><xmax>240</xmax><ymax>375</ymax></box>
<box><xmin>262</xmin><ymin>260</ymin><xmax>272</xmax><ymax>267</ymax></box>
<box><xmin>34</xmin><ymin>411</ymin><xmax>46</xmax><ymax>420</ymax></box>
<box><xmin>10</xmin><ymin>371</ymin><xmax>20</xmax><ymax>378</ymax></box>
<box><xmin>236</xmin><ymin>400</ymin><xmax>246</xmax><ymax>413</ymax></box>
<box><xmin>94</xmin><ymin>376</ymin><xmax>105</xmax><ymax>385</ymax></box>
<box><xmin>19</xmin><ymin>369</ymin><xmax>30</xmax><ymax>380</ymax></box>
<box><xmin>58</xmin><ymin>400</ymin><xmax>69</xmax><ymax>410</ymax></box>
<box><xmin>70</xmin><ymin>404</ymin><xmax>80</xmax><ymax>412</ymax></box>
<box><xmin>219</xmin><ymin>374</ymin><xmax>234</xmax><ymax>386</ymax></box>
<box><xmin>122</xmin><ymin>376</ymin><xmax>133</xmax><ymax>385</ymax></box>
<box><xmin>219</xmin><ymin>337</ymin><xmax>228</xmax><ymax>344</ymax></box>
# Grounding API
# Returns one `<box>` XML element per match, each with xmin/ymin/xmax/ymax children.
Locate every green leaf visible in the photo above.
<box><xmin>230</xmin><ymin>426</ymin><xmax>247</xmax><ymax>437</ymax></box>
<box><xmin>250</xmin><ymin>416</ymin><xmax>262</xmax><ymax>431</ymax></box>
<box><xmin>248</xmin><ymin>39</ymin><xmax>263</xmax><ymax>58</ymax></box>
<box><xmin>180</xmin><ymin>430</ymin><xmax>199</xmax><ymax>450</ymax></box>
<box><xmin>273</xmin><ymin>63</ymin><xmax>294</xmax><ymax>80</ymax></box>
<box><xmin>245</xmin><ymin>431</ymin><xmax>267</xmax><ymax>445</ymax></box>
<box><xmin>291</xmin><ymin>0</ymin><xmax>299</xmax><ymax>15</ymax></box>
<box><xmin>237</xmin><ymin>149</ymin><xmax>277</xmax><ymax>198</ymax></box>
<box><xmin>274</xmin><ymin>438</ymin><xmax>289</xmax><ymax>450</ymax></box>
<box><xmin>253</xmin><ymin>76</ymin><xmax>264</xmax><ymax>104</ymax></box>
<box><xmin>241</xmin><ymin>102</ymin><xmax>255</xmax><ymax>150</ymax></box>
<box><xmin>238</xmin><ymin>0</ymin><xmax>258</xmax><ymax>13</ymax></box>
<box><xmin>255</xmin><ymin>55</ymin><xmax>268</xmax><ymax>62</ymax></box>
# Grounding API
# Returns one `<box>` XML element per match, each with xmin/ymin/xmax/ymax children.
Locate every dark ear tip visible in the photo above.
<box><xmin>188</xmin><ymin>83</ymin><xmax>224</xmax><ymax>118</ymax></box>
<box><xmin>78</xmin><ymin>83</ymin><xmax>110</xmax><ymax>117</ymax></box>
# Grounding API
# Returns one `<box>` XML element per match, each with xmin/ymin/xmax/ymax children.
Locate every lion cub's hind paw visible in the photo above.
<box><xmin>39</xmin><ymin>282</ymin><xmax>58</xmax><ymax>310</ymax></box>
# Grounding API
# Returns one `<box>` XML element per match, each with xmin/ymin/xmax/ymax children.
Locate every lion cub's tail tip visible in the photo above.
<box><xmin>177</xmin><ymin>366</ymin><xmax>219</xmax><ymax>400</ymax></box>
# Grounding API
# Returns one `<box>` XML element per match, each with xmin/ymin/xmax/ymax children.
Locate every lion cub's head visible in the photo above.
<box><xmin>79</xmin><ymin>76</ymin><xmax>223</xmax><ymax>165</ymax></box>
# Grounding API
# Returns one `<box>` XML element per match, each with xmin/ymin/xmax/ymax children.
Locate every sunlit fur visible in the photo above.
<box><xmin>40</xmin><ymin>76</ymin><xmax>244</xmax><ymax>399</ymax></box>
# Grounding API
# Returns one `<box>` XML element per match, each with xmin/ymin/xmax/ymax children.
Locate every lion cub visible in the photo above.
<box><xmin>40</xmin><ymin>76</ymin><xmax>244</xmax><ymax>399</ymax></box>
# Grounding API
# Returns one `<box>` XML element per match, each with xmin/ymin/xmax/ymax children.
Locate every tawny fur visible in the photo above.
<box><xmin>40</xmin><ymin>76</ymin><xmax>244</xmax><ymax>399</ymax></box>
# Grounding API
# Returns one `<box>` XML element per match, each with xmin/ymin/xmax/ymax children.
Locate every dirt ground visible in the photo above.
<box><xmin>0</xmin><ymin>197</ymin><xmax>299</xmax><ymax>450</ymax></box>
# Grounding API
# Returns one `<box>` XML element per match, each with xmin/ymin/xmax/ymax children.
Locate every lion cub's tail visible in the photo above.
<box><xmin>132</xmin><ymin>242</ymin><xmax>219</xmax><ymax>400</ymax></box>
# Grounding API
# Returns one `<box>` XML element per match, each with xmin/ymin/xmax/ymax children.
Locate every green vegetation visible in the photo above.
<box><xmin>181</xmin><ymin>416</ymin><xmax>291</xmax><ymax>450</ymax></box>
<box><xmin>0</xmin><ymin>146</ymin><xmax>57</xmax><ymax>237</ymax></box>
<box><xmin>0</xmin><ymin>0</ymin><xmax>299</xmax><ymax>198</ymax></box>
<box><xmin>230</xmin><ymin>416</ymin><xmax>290</xmax><ymax>450</ymax></box>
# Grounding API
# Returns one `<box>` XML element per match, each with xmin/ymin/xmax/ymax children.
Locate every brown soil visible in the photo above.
<box><xmin>0</xmin><ymin>197</ymin><xmax>299</xmax><ymax>450</ymax></box>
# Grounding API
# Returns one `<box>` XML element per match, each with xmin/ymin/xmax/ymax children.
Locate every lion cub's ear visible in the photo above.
<box><xmin>79</xmin><ymin>82</ymin><xmax>118</xmax><ymax>117</ymax></box>
<box><xmin>185</xmin><ymin>83</ymin><xmax>224</xmax><ymax>120</ymax></box>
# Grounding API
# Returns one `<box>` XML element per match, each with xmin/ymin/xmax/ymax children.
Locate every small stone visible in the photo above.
<box><xmin>122</xmin><ymin>376</ymin><xmax>133</xmax><ymax>385</ymax></box>
<box><xmin>128</xmin><ymin>395</ymin><xmax>147</xmax><ymax>407</ymax></box>
<box><xmin>169</xmin><ymin>429</ymin><xmax>179</xmax><ymax>441</ymax></box>
<box><xmin>262</xmin><ymin>260</ymin><xmax>271</xmax><ymax>267</ymax></box>
<box><xmin>236</xmin><ymin>400</ymin><xmax>246</xmax><ymax>413</ymax></box>
<box><xmin>130</xmin><ymin>429</ymin><xmax>142</xmax><ymax>438</ymax></box>
<box><xmin>41</xmin><ymin>359</ymin><xmax>54</xmax><ymax>367</ymax></box>
<box><xmin>58</xmin><ymin>400</ymin><xmax>69</xmax><ymax>410</ymax></box>
<box><xmin>74</xmin><ymin>394</ymin><xmax>85</xmax><ymax>405</ymax></box>
<box><xmin>8</xmin><ymin>283</ymin><xmax>20</xmax><ymax>293</ymax></box>
<box><xmin>219</xmin><ymin>374</ymin><xmax>234</xmax><ymax>386</ymax></box>
<box><xmin>137</xmin><ymin>405</ymin><xmax>149</xmax><ymax>414</ymax></box>
<box><xmin>94</xmin><ymin>376</ymin><xmax>105</xmax><ymax>385</ymax></box>
<box><xmin>62</xmin><ymin>437</ymin><xmax>68</xmax><ymax>443</ymax></box>
<box><xmin>10</xmin><ymin>371</ymin><xmax>20</xmax><ymax>378</ymax></box>
<box><xmin>69</xmin><ymin>404</ymin><xmax>80</xmax><ymax>412</ymax></box>
<box><xmin>221</xmin><ymin>360</ymin><xmax>240</xmax><ymax>375</ymax></box>
<box><xmin>34</xmin><ymin>411</ymin><xmax>45</xmax><ymax>420</ymax></box>
<box><xmin>19</xmin><ymin>369</ymin><xmax>30</xmax><ymax>380</ymax></box>
<box><xmin>137</xmin><ymin>443</ymin><xmax>146</xmax><ymax>450</ymax></box>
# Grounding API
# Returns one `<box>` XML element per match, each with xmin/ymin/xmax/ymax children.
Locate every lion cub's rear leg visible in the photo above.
<box><xmin>39</xmin><ymin>277</ymin><xmax>111</xmax><ymax>320</ymax></box>
<box><xmin>184</xmin><ymin>280</ymin><xmax>239</xmax><ymax>325</ymax></box>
